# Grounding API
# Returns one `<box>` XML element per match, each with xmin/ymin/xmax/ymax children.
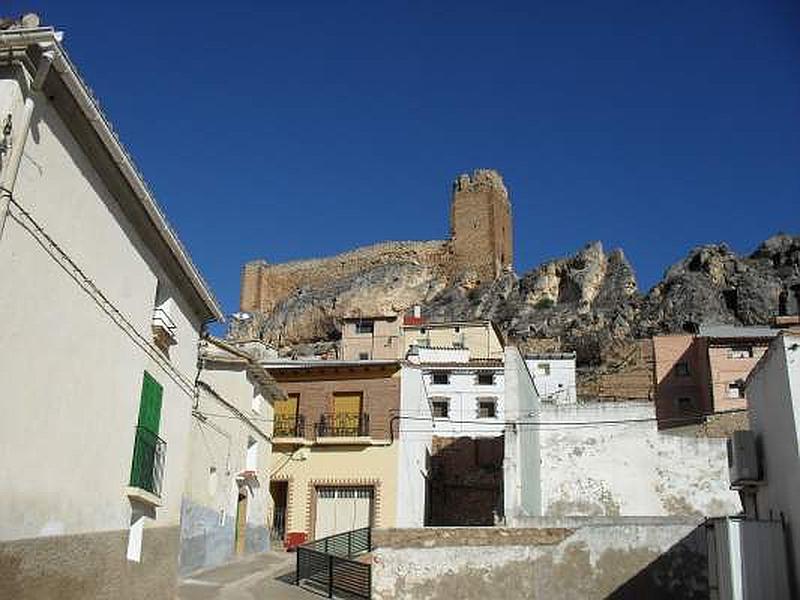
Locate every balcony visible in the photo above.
<box><xmin>315</xmin><ymin>413</ymin><xmax>370</xmax><ymax>439</ymax></box>
<box><xmin>129</xmin><ymin>426</ymin><xmax>166</xmax><ymax>498</ymax></box>
<box><xmin>273</xmin><ymin>414</ymin><xmax>306</xmax><ymax>439</ymax></box>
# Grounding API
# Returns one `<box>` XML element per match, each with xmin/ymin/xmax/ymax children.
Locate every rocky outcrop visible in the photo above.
<box><xmin>234</xmin><ymin>234</ymin><xmax>800</xmax><ymax>369</ymax></box>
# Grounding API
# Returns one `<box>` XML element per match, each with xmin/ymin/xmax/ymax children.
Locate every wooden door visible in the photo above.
<box><xmin>235</xmin><ymin>492</ymin><xmax>248</xmax><ymax>555</ymax></box>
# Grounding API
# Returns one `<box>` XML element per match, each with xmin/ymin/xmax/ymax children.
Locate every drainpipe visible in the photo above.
<box><xmin>0</xmin><ymin>47</ymin><xmax>55</xmax><ymax>242</ymax></box>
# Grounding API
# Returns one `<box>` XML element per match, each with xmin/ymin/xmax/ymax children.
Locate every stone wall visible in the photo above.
<box><xmin>451</xmin><ymin>169</ymin><xmax>513</xmax><ymax>281</ymax></box>
<box><xmin>240</xmin><ymin>240</ymin><xmax>451</xmax><ymax>313</ymax></box>
<box><xmin>372</xmin><ymin>519</ymin><xmax>708</xmax><ymax>599</ymax></box>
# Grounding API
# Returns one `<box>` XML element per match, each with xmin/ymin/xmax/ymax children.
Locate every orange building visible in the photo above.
<box><xmin>652</xmin><ymin>326</ymin><xmax>778</xmax><ymax>429</ymax></box>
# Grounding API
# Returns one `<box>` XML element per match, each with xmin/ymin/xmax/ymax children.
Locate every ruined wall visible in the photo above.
<box><xmin>240</xmin><ymin>240</ymin><xmax>451</xmax><ymax>313</ymax></box>
<box><xmin>451</xmin><ymin>169</ymin><xmax>513</xmax><ymax>282</ymax></box>
<box><xmin>428</xmin><ymin>436</ymin><xmax>504</xmax><ymax>526</ymax></box>
<box><xmin>538</xmin><ymin>402</ymin><xmax>740</xmax><ymax>518</ymax></box>
<box><xmin>372</xmin><ymin>519</ymin><xmax>708</xmax><ymax>599</ymax></box>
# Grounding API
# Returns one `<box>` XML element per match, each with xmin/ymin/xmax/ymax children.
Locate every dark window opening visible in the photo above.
<box><xmin>675</xmin><ymin>362</ymin><xmax>690</xmax><ymax>377</ymax></box>
<box><xmin>355</xmin><ymin>321</ymin><xmax>374</xmax><ymax>334</ymax></box>
<box><xmin>478</xmin><ymin>400</ymin><xmax>497</xmax><ymax>419</ymax></box>
<box><xmin>477</xmin><ymin>372</ymin><xmax>494</xmax><ymax>385</ymax></box>
<box><xmin>432</xmin><ymin>371</ymin><xmax>450</xmax><ymax>385</ymax></box>
<box><xmin>432</xmin><ymin>400</ymin><xmax>449</xmax><ymax>418</ymax></box>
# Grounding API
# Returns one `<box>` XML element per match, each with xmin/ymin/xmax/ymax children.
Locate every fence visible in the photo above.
<box><xmin>296</xmin><ymin>527</ymin><xmax>372</xmax><ymax>599</ymax></box>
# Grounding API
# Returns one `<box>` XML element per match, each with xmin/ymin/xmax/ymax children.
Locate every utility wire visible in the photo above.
<box><xmin>6</xmin><ymin>193</ymin><xmax>196</xmax><ymax>397</ymax></box>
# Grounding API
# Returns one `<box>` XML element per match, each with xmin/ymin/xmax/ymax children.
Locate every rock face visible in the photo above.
<box><xmin>235</xmin><ymin>234</ymin><xmax>800</xmax><ymax>367</ymax></box>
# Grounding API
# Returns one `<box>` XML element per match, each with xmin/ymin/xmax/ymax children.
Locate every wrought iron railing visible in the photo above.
<box><xmin>129</xmin><ymin>426</ymin><xmax>166</xmax><ymax>497</ymax></box>
<box><xmin>274</xmin><ymin>414</ymin><xmax>306</xmax><ymax>438</ymax></box>
<box><xmin>316</xmin><ymin>413</ymin><xmax>370</xmax><ymax>438</ymax></box>
<box><xmin>296</xmin><ymin>527</ymin><xmax>372</xmax><ymax>599</ymax></box>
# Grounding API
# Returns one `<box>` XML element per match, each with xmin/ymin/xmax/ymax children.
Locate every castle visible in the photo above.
<box><xmin>239</xmin><ymin>169</ymin><xmax>513</xmax><ymax>315</ymax></box>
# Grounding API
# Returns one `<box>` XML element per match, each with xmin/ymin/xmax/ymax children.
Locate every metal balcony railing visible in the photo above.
<box><xmin>129</xmin><ymin>426</ymin><xmax>166</xmax><ymax>497</ymax></box>
<box><xmin>273</xmin><ymin>414</ymin><xmax>306</xmax><ymax>438</ymax></box>
<box><xmin>316</xmin><ymin>413</ymin><xmax>370</xmax><ymax>438</ymax></box>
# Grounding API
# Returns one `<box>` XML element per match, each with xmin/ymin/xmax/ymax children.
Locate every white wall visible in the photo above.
<box><xmin>397</xmin><ymin>365</ymin><xmax>433</xmax><ymax>527</ymax></box>
<box><xmin>424</xmin><ymin>367</ymin><xmax>505</xmax><ymax>437</ymax></box>
<box><xmin>504</xmin><ymin>347</ymin><xmax>542</xmax><ymax>519</ymax></box>
<box><xmin>0</xmin><ymin>73</ymin><xmax>204</xmax><ymax>545</ymax></box>
<box><xmin>539</xmin><ymin>402</ymin><xmax>741</xmax><ymax>517</ymax></box>
<box><xmin>525</xmin><ymin>357</ymin><xmax>577</xmax><ymax>404</ymax></box>
<box><xmin>747</xmin><ymin>334</ymin><xmax>800</xmax><ymax>590</ymax></box>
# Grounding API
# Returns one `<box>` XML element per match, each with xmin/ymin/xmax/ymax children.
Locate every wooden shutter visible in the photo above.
<box><xmin>333</xmin><ymin>393</ymin><xmax>362</xmax><ymax>416</ymax></box>
<box><xmin>137</xmin><ymin>372</ymin><xmax>163</xmax><ymax>434</ymax></box>
<box><xmin>275</xmin><ymin>393</ymin><xmax>299</xmax><ymax>418</ymax></box>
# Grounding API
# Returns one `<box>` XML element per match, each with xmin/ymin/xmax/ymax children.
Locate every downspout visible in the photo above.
<box><xmin>0</xmin><ymin>47</ymin><xmax>54</xmax><ymax>242</ymax></box>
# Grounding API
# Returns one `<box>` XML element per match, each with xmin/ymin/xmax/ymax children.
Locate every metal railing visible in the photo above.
<box><xmin>296</xmin><ymin>527</ymin><xmax>372</xmax><ymax>599</ymax></box>
<box><xmin>316</xmin><ymin>413</ymin><xmax>370</xmax><ymax>438</ymax></box>
<box><xmin>273</xmin><ymin>414</ymin><xmax>306</xmax><ymax>438</ymax></box>
<box><xmin>129</xmin><ymin>426</ymin><xmax>166</xmax><ymax>497</ymax></box>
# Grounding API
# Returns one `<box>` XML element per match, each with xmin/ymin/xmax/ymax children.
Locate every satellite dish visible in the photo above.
<box><xmin>232</xmin><ymin>312</ymin><xmax>252</xmax><ymax>321</ymax></box>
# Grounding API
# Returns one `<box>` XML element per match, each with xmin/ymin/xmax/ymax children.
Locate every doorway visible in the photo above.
<box><xmin>270</xmin><ymin>481</ymin><xmax>288</xmax><ymax>543</ymax></box>
<box><xmin>234</xmin><ymin>491</ymin><xmax>248</xmax><ymax>555</ymax></box>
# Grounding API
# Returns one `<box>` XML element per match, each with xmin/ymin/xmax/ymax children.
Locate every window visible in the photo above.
<box><xmin>355</xmin><ymin>320</ymin><xmax>374</xmax><ymax>335</ymax></box>
<box><xmin>728</xmin><ymin>347</ymin><xmax>754</xmax><ymax>359</ymax></box>
<box><xmin>358</xmin><ymin>352</ymin><xmax>370</xmax><ymax>360</ymax></box>
<box><xmin>478</xmin><ymin>399</ymin><xmax>497</xmax><ymax>418</ymax></box>
<box><xmin>727</xmin><ymin>382</ymin><xmax>744</xmax><ymax>399</ymax></box>
<box><xmin>675</xmin><ymin>362</ymin><xmax>690</xmax><ymax>377</ymax></box>
<box><xmin>246</xmin><ymin>436</ymin><xmax>258</xmax><ymax>471</ymax></box>
<box><xmin>477</xmin><ymin>372</ymin><xmax>494</xmax><ymax>385</ymax></box>
<box><xmin>537</xmin><ymin>363</ymin><xmax>550</xmax><ymax>376</ymax></box>
<box><xmin>432</xmin><ymin>399</ymin><xmax>450</xmax><ymax>419</ymax></box>
<box><xmin>432</xmin><ymin>371</ymin><xmax>450</xmax><ymax>385</ymax></box>
<box><xmin>677</xmin><ymin>397</ymin><xmax>694</xmax><ymax>412</ymax></box>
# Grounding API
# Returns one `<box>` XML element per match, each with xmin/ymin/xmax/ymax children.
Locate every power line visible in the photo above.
<box><xmin>5</xmin><ymin>192</ymin><xmax>196</xmax><ymax>397</ymax></box>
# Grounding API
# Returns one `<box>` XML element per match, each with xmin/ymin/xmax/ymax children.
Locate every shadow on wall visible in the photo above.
<box><xmin>427</xmin><ymin>436</ymin><xmax>503</xmax><ymax>526</ymax></box>
<box><xmin>607</xmin><ymin>524</ymin><xmax>708</xmax><ymax>599</ymax></box>
<box><xmin>654</xmin><ymin>342</ymin><xmax>709</xmax><ymax>430</ymax></box>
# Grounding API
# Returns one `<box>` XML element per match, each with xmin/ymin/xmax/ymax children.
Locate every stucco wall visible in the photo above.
<box><xmin>425</xmin><ymin>365</ymin><xmax>505</xmax><ymax>437</ymax></box>
<box><xmin>179</xmin><ymin>364</ymin><xmax>274</xmax><ymax>574</ymax></box>
<box><xmin>538</xmin><ymin>402</ymin><xmax>740</xmax><ymax>518</ymax></box>
<box><xmin>0</xmin><ymin>72</ymin><xmax>205</xmax><ymax>592</ymax></box>
<box><xmin>372</xmin><ymin>520</ymin><xmax>708</xmax><ymax>600</ymax></box>
<box><xmin>504</xmin><ymin>347</ymin><xmax>542</xmax><ymax>518</ymax></box>
<box><xmin>341</xmin><ymin>316</ymin><xmax>403</xmax><ymax>360</ymax></box>
<box><xmin>397</xmin><ymin>366</ymin><xmax>433</xmax><ymax>527</ymax></box>
<box><xmin>271</xmin><ymin>443</ymin><xmax>399</xmax><ymax>539</ymax></box>
<box><xmin>525</xmin><ymin>357</ymin><xmax>577</xmax><ymax>404</ymax></box>
<box><xmin>403</xmin><ymin>322</ymin><xmax>504</xmax><ymax>359</ymax></box>
<box><xmin>748</xmin><ymin>334</ymin><xmax>800</xmax><ymax>592</ymax></box>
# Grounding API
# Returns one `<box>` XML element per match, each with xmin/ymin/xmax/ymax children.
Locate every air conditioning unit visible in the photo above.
<box><xmin>727</xmin><ymin>430</ymin><xmax>760</xmax><ymax>487</ymax></box>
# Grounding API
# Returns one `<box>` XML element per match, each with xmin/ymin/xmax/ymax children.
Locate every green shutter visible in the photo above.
<box><xmin>137</xmin><ymin>371</ymin><xmax>163</xmax><ymax>434</ymax></box>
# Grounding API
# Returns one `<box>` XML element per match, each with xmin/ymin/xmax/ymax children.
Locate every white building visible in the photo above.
<box><xmin>504</xmin><ymin>347</ymin><xmax>740</xmax><ymax>523</ymax></box>
<box><xmin>740</xmin><ymin>333</ymin><xmax>800</xmax><ymax>594</ymax></box>
<box><xmin>525</xmin><ymin>352</ymin><xmax>577</xmax><ymax>404</ymax></box>
<box><xmin>179</xmin><ymin>338</ymin><xmax>282</xmax><ymax>575</ymax></box>
<box><xmin>409</xmin><ymin>346</ymin><xmax>505</xmax><ymax>438</ymax></box>
<box><xmin>0</xmin><ymin>21</ymin><xmax>222</xmax><ymax>600</ymax></box>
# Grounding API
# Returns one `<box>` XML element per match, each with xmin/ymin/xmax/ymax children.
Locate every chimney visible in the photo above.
<box><xmin>413</xmin><ymin>305</ymin><xmax>421</xmax><ymax>319</ymax></box>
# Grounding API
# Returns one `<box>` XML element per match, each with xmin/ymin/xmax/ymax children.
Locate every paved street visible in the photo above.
<box><xmin>177</xmin><ymin>551</ymin><xmax>322</xmax><ymax>600</ymax></box>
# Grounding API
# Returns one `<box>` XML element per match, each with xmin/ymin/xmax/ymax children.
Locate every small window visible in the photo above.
<box><xmin>677</xmin><ymin>397</ymin><xmax>694</xmax><ymax>412</ymax></box>
<box><xmin>432</xmin><ymin>400</ymin><xmax>449</xmax><ymax>418</ymax></box>
<box><xmin>728</xmin><ymin>347</ymin><xmax>754</xmax><ymax>359</ymax></box>
<box><xmin>477</xmin><ymin>372</ymin><xmax>494</xmax><ymax>385</ymax></box>
<box><xmin>675</xmin><ymin>362</ymin><xmax>690</xmax><ymax>377</ymax></box>
<box><xmin>355</xmin><ymin>321</ymin><xmax>374</xmax><ymax>335</ymax></box>
<box><xmin>727</xmin><ymin>382</ymin><xmax>744</xmax><ymax>399</ymax></box>
<box><xmin>358</xmin><ymin>352</ymin><xmax>370</xmax><ymax>360</ymax></box>
<box><xmin>432</xmin><ymin>371</ymin><xmax>450</xmax><ymax>385</ymax></box>
<box><xmin>537</xmin><ymin>363</ymin><xmax>550</xmax><ymax>376</ymax></box>
<box><xmin>478</xmin><ymin>399</ymin><xmax>497</xmax><ymax>419</ymax></box>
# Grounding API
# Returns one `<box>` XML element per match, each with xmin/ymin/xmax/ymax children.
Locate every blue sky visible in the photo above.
<box><xmin>8</xmin><ymin>1</ymin><xmax>800</xmax><ymax>316</ymax></box>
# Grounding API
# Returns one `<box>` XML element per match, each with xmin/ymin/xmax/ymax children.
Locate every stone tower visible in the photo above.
<box><xmin>450</xmin><ymin>169</ymin><xmax>513</xmax><ymax>281</ymax></box>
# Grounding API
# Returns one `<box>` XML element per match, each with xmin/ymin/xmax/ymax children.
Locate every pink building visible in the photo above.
<box><xmin>653</xmin><ymin>325</ymin><xmax>778</xmax><ymax>429</ymax></box>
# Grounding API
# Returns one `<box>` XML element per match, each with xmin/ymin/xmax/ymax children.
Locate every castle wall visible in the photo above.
<box><xmin>451</xmin><ymin>170</ymin><xmax>513</xmax><ymax>281</ymax></box>
<box><xmin>240</xmin><ymin>240</ymin><xmax>451</xmax><ymax>313</ymax></box>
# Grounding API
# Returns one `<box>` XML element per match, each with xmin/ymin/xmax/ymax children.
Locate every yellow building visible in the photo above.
<box><xmin>265</xmin><ymin>360</ymin><xmax>403</xmax><ymax>547</ymax></box>
<box><xmin>402</xmin><ymin>319</ymin><xmax>505</xmax><ymax>360</ymax></box>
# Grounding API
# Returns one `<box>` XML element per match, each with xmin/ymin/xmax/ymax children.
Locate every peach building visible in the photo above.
<box><xmin>653</xmin><ymin>325</ymin><xmax>778</xmax><ymax>429</ymax></box>
<box><xmin>340</xmin><ymin>315</ymin><xmax>402</xmax><ymax>360</ymax></box>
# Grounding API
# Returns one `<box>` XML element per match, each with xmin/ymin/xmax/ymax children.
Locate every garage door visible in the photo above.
<box><xmin>314</xmin><ymin>486</ymin><xmax>373</xmax><ymax>540</ymax></box>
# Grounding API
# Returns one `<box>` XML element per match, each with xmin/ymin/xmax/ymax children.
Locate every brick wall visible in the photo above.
<box><xmin>270</xmin><ymin>366</ymin><xmax>401</xmax><ymax>440</ymax></box>
<box><xmin>428</xmin><ymin>435</ymin><xmax>504</xmax><ymax>526</ymax></box>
